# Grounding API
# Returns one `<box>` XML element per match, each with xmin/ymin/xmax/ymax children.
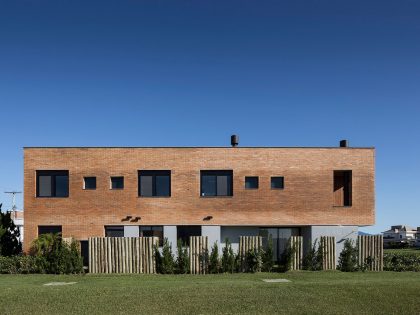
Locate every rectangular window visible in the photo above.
<box><xmin>245</xmin><ymin>176</ymin><xmax>259</xmax><ymax>189</ymax></box>
<box><xmin>38</xmin><ymin>225</ymin><xmax>62</xmax><ymax>236</ymax></box>
<box><xmin>36</xmin><ymin>171</ymin><xmax>69</xmax><ymax>197</ymax></box>
<box><xmin>105</xmin><ymin>226</ymin><xmax>124</xmax><ymax>237</ymax></box>
<box><xmin>110</xmin><ymin>177</ymin><xmax>124</xmax><ymax>189</ymax></box>
<box><xmin>177</xmin><ymin>226</ymin><xmax>202</xmax><ymax>246</ymax></box>
<box><xmin>139</xmin><ymin>226</ymin><xmax>164</xmax><ymax>246</ymax></box>
<box><xmin>200</xmin><ymin>170</ymin><xmax>233</xmax><ymax>197</ymax></box>
<box><xmin>333</xmin><ymin>170</ymin><xmax>352</xmax><ymax>206</ymax></box>
<box><xmin>83</xmin><ymin>177</ymin><xmax>96</xmax><ymax>190</ymax></box>
<box><xmin>271</xmin><ymin>176</ymin><xmax>284</xmax><ymax>189</ymax></box>
<box><xmin>138</xmin><ymin>171</ymin><xmax>171</xmax><ymax>197</ymax></box>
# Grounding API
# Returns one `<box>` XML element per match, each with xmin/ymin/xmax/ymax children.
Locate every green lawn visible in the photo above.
<box><xmin>1</xmin><ymin>272</ymin><xmax>420</xmax><ymax>314</ymax></box>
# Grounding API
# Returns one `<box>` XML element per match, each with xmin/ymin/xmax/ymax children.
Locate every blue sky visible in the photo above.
<box><xmin>0</xmin><ymin>1</ymin><xmax>419</xmax><ymax>234</ymax></box>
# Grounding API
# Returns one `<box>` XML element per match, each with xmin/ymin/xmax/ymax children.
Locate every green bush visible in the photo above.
<box><xmin>0</xmin><ymin>255</ymin><xmax>48</xmax><ymax>274</ymax></box>
<box><xmin>338</xmin><ymin>239</ymin><xmax>358</xmax><ymax>272</ymax></box>
<box><xmin>245</xmin><ymin>248</ymin><xmax>263</xmax><ymax>273</ymax></box>
<box><xmin>303</xmin><ymin>239</ymin><xmax>323</xmax><ymax>271</ymax></box>
<box><xmin>262</xmin><ymin>235</ymin><xmax>274</xmax><ymax>272</ymax></box>
<box><xmin>221</xmin><ymin>239</ymin><xmax>236</xmax><ymax>273</ymax></box>
<box><xmin>209</xmin><ymin>242</ymin><xmax>220</xmax><ymax>274</ymax></box>
<box><xmin>176</xmin><ymin>239</ymin><xmax>189</xmax><ymax>274</ymax></box>
<box><xmin>0</xmin><ymin>204</ymin><xmax>22</xmax><ymax>256</ymax></box>
<box><xmin>384</xmin><ymin>251</ymin><xmax>420</xmax><ymax>272</ymax></box>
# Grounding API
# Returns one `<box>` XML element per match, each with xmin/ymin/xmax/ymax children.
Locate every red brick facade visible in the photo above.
<box><xmin>23</xmin><ymin>147</ymin><xmax>375</xmax><ymax>251</ymax></box>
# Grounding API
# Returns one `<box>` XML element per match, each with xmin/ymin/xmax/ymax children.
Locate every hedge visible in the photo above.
<box><xmin>384</xmin><ymin>250</ymin><xmax>420</xmax><ymax>272</ymax></box>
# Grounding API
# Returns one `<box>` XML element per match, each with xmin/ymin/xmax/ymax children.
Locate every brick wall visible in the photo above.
<box><xmin>23</xmin><ymin>147</ymin><xmax>375</xmax><ymax>251</ymax></box>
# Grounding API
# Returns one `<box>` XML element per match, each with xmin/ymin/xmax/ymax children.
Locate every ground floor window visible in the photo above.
<box><xmin>139</xmin><ymin>226</ymin><xmax>164</xmax><ymax>246</ymax></box>
<box><xmin>177</xmin><ymin>226</ymin><xmax>202</xmax><ymax>246</ymax></box>
<box><xmin>105</xmin><ymin>226</ymin><xmax>124</xmax><ymax>237</ymax></box>
<box><xmin>80</xmin><ymin>240</ymin><xmax>89</xmax><ymax>267</ymax></box>
<box><xmin>259</xmin><ymin>227</ymin><xmax>300</xmax><ymax>263</ymax></box>
<box><xmin>38</xmin><ymin>225</ymin><xmax>62</xmax><ymax>236</ymax></box>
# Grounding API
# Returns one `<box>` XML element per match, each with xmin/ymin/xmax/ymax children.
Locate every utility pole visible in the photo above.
<box><xmin>4</xmin><ymin>191</ymin><xmax>22</xmax><ymax>212</ymax></box>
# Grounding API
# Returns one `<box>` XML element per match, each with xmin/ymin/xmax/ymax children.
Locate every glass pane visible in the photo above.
<box><xmin>140</xmin><ymin>176</ymin><xmax>153</xmax><ymax>196</ymax></box>
<box><xmin>201</xmin><ymin>175</ymin><xmax>216</xmax><ymax>196</ymax></box>
<box><xmin>245</xmin><ymin>177</ymin><xmax>258</xmax><ymax>189</ymax></box>
<box><xmin>84</xmin><ymin>177</ymin><xmax>96</xmax><ymax>189</ymax></box>
<box><xmin>217</xmin><ymin>175</ymin><xmax>228</xmax><ymax>196</ymax></box>
<box><xmin>38</xmin><ymin>175</ymin><xmax>52</xmax><ymax>197</ymax></box>
<box><xmin>38</xmin><ymin>225</ymin><xmax>62</xmax><ymax>235</ymax></box>
<box><xmin>55</xmin><ymin>175</ymin><xmax>69</xmax><ymax>197</ymax></box>
<box><xmin>271</xmin><ymin>177</ymin><xmax>284</xmax><ymax>189</ymax></box>
<box><xmin>105</xmin><ymin>226</ymin><xmax>124</xmax><ymax>237</ymax></box>
<box><xmin>111</xmin><ymin>177</ymin><xmax>124</xmax><ymax>189</ymax></box>
<box><xmin>156</xmin><ymin>175</ymin><xmax>170</xmax><ymax>196</ymax></box>
<box><xmin>177</xmin><ymin>226</ymin><xmax>202</xmax><ymax>246</ymax></box>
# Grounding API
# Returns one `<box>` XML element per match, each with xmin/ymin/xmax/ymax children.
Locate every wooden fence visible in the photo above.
<box><xmin>238</xmin><ymin>236</ymin><xmax>263</xmax><ymax>272</ymax></box>
<box><xmin>88</xmin><ymin>237</ymin><xmax>158</xmax><ymax>274</ymax></box>
<box><xmin>288</xmin><ymin>236</ymin><xmax>303</xmax><ymax>270</ymax></box>
<box><xmin>189</xmin><ymin>236</ymin><xmax>209</xmax><ymax>274</ymax></box>
<box><xmin>358</xmin><ymin>235</ymin><xmax>383</xmax><ymax>271</ymax></box>
<box><xmin>320</xmin><ymin>236</ymin><xmax>336</xmax><ymax>270</ymax></box>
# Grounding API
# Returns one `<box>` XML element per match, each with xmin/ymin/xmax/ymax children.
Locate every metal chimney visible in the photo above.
<box><xmin>340</xmin><ymin>140</ymin><xmax>349</xmax><ymax>147</ymax></box>
<box><xmin>231</xmin><ymin>135</ymin><xmax>239</xmax><ymax>147</ymax></box>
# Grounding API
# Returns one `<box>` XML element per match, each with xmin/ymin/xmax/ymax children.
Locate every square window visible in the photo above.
<box><xmin>245</xmin><ymin>176</ymin><xmax>259</xmax><ymax>189</ymax></box>
<box><xmin>177</xmin><ymin>226</ymin><xmax>202</xmax><ymax>246</ymax></box>
<box><xmin>139</xmin><ymin>226</ymin><xmax>164</xmax><ymax>246</ymax></box>
<box><xmin>36</xmin><ymin>171</ymin><xmax>69</xmax><ymax>197</ymax></box>
<box><xmin>271</xmin><ymin>176</ymin><xmax>284</xmax><ymax>189</ymax></box>
<box><xmin>200</xmin><ymin>170</ymin><xmax>233</xmax><ymax>197</ymax></box>
<box><xmin>111</xmin><ymin>177</ymin><xmax>124</xmax><ymax>189</ymax></box>
<box><xmin>138</xmin><ymin>171</ymin><xmax>171</xmax><ymax>197</ymax></box>
<box><xmin>84</xmin><ymin>177</ymin><xmax>96</xmax><ymax>190</ymax></box>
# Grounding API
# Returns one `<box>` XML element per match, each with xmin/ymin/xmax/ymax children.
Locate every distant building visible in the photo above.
<box><xmin>382</xmin><ymin>225</ymin><xmax>417</xmax><ymax>247</ymax></box>
<box><xmin>9</xmin><ymin>209</ymin><xmax>24</xmax><ymax>243</ymax></box>
<box><xmin>416</xmin><ymin>227</ymin><xmax>420</xmax><ymax>247</ymax></box>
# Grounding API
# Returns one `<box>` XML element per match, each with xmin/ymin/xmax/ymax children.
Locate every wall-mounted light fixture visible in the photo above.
<box><xmin>121</xmin><ymin>215</ymin><xmax>133</xmax><ymax>222</ymax></box>
<box><xmin>203</xmin><ymin>216</ymin><xmax>213</xmax><ymax>221</ymax></box>
<box><xmin>130</xmin><ymin>216</ymin><xmax>141</xmax><ymax>222</ymax></box>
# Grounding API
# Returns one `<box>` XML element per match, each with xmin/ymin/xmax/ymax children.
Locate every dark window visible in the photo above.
<box><xmin>38</xmin><ymin>225</ymin><xmax>62</xmax><ymax>236</ymax></box>
<box><xmin>139</xmin><ymin>226</ymin><xmax>164</xmax><ymax>246</ymax></box>
<box><xmin>271</xmin><ymin>176</ymin><xmax>284</xmax><ymax>189</ymax></box>
<box><xmin>333</xmin><ymin>170</ymin><xmax>352</xmax><ymax>206</ymax></box>
<box><xmin>177</xmin><ymin>226</ymin><xmax>202</xmax><ymax>246</ymax></box>
<box><xmin>111</xmin><ymin>177</ymin><xmax>124</xmax><ymax>189</ymax></box>
<box><xmin>138</xmin><ymin>171</ymin><xmax>171</xmax><ymax>197</ymax></box>
<box><xmin>245</xmin><ymin>176</ymin><xmax>259</xmax><ymax>189</ymax></box>
<box><xmin>200</xmin><ymin>170</ymin><xmax>233</xmax><ymax>197</ymax></box>
<box><xmin>84</xmin><ymin>177</ymin><xmax>96</xmax><ymax>190</ymax></box>
<box><xmin>259</xmin><ymin>227</ymin><xmax>300</xmax><ymax>263</ymax></box>
<box><xmin>105</xmin><ymin>226</ymin><xmax>124</xmax><ymax>237</ymax></box>
<box><xmin>80</xmin><ymin>240</ymin><xmax>89</xmax><ymax>267</ymax></box>
<box><xmin>36</xmin><ymin>171</ymin><xmax>69</xmax><ymax>197</ymax></box>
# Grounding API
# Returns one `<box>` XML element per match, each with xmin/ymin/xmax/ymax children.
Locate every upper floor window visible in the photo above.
<box><xmin>36</xmin><ymin>170</ymin><xmax>69</xmax><ymax>197</ymax></box>
<box><xmin>110</xmin><ymin>176</ymin><xmax>124</xmax><ymax>190</ymax></box>
<box><xmin>245</xmin><ymin>176</ymin><xmax>259</xmax><ymax>189</ymax></box>
<box><xmin>83</xmin><ymin>177</ymin><xmax>96</xmax><ymax>190</ymax></box>
<box><xmin>271</xmin><ymin>176</ymin><xmax>284</xmax><ymax>189</ymax></box>
<box><xmin>38</xmin><ymin>225</ymin><xmax>62</xmax><ymax>236</ymax></box>
<box><xmin>333</xmin><ymin>170</ymin><xmax>352</xmax><ymax>206</ymax></box>
<box><xmin>138</xmin><ymin>170</ymin><xmax>171</xmax><ymax>197</ymax></box>
<box><xmin>200</xmin><ymin>170</ymin><xmax>233</xmax><ymax>197</ymax></box>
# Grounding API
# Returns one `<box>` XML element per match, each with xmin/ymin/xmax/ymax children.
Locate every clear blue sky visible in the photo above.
<box><xmin>0</xmin><ymin>1</ymin><xmax>419</xmax><ymax>234</ymax></box>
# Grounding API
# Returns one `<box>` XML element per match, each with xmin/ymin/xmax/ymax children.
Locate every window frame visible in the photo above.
<box><xmin>200</xmin><ymin>170</ymin><xmax>233</xmax><ymax>197</ymax></box>
<box><xmin>36</xmin><ymin>170</ymin><xmax>69</xmax><ymax>198</ymax></box>
<box><xmin>245</xmin><ymin>176</ymin><xmax>259</xmax><ymax>189</ymax></box>
<box><xmin>271</xmin><ymin>176</ymin><xmax>285</xmax><ymax>190</ymax></box>
<box><xmin>83</xmin><ymin>176</ymin><xmax>97</xmax><ymax>190</ymax></box>
<box><xmin>110</xmin><ymin>176</ymin><xmax>124</xmax><ymax>190</ymax></box>
<box><xmin>138</xmin><ymin>170</ymin><xmax>171</xmax><ymax>197</ymax></box>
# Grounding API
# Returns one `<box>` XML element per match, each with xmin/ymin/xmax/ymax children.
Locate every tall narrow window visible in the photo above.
<box><xmin>36</xmin><ymin>171</ymin><xmax>69</xmax><ymax>197</ymax></box>
<box><xmin>110</xmin><ymin>177</ymin><xmax>124</xmax><ymax>189</ymax></box>
<box><xmin>138</xmin><ymin>171</ymin><xmax>171</xmax><ymax>197</ymax></box>
<box><xmin>333</xmin><ymin>170</ymin><xmax>352</xmax><ymax>206</ymax></box>
<box><xmin>200</xmin><ymin>170</ymin><xmax>233</xmax><ymax>197</ymax></box>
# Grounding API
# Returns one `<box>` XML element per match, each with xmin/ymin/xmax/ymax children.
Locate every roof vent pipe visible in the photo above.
<box><xmin>231</xmin><ymin>135</ymin><xmax>239</xmax><ymax>147</ymax></box>
<box><xmin>340</xmin><ymin>140</ymin><xmax>349</xmax><ymax>147</ymax></box>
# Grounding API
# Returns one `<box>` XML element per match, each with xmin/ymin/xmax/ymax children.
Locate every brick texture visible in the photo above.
<box><xmin>23</xmin><ymin>147</ymin><xmax>375</xmax><ymax>251</ymax></box>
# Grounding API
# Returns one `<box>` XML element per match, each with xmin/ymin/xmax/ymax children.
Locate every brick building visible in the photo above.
<box><xmin>23</xmin><ymin>137</ymin><xmax>375</xmax><ymax>261</ymax></box>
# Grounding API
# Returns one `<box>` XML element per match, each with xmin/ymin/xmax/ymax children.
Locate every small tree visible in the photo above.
<box><xmin>176</xmin><ymin>239</ymin><xmax>189</xmax><ymax>274</ymax></box>
<box><xmin>0</xmin><ymin>204</ymin><xmax>22</xmax><ymax>256</ymax></box>
<box><xmin>338</xmin><ymin>239</ymin><xmax>358</xmax><ymax>272</ymax></box>
<box><xmin>160</xmin><ymin>238</ymin><xmax>175</xmax><ymax>274</ymax></box>
<box><xmin>209</xmin><ymin>242</ymin><xmax>220</xmax><ymax>274</ymax></box>
<box><xmin>283</xmin><ymin>242</ymin><xmax>296</xmax><ymax>271</ymax></box>
<box><xmin>262</xmin><ymin>235</ymin><xmax>274</xmax><ymax>272</ymax></box>
<box><xmin>221</xmin><ymin>238</ymin><xmax>236</xmax><ymax>273</ymax></box>
<box><xmin>303</xmin><ymin>239</ymin><xmax>323</xmax><ymax>271</ymax></box>
<box><xmin>245</xmin><ymin>248</ymin><xmax>263</xmax><ymax>273</ymax></box>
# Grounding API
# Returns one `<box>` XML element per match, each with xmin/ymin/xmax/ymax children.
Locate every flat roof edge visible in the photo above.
<box><xmin>23</xmin><ymin>146</ymin><xmax>375</xmax><ymax>149</ymax></box>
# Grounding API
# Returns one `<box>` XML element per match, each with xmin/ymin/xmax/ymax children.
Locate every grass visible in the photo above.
<box><xmin>1</xmin><ymin>272</ymin><xmax>420</xmax><ymax>314</ymax></box>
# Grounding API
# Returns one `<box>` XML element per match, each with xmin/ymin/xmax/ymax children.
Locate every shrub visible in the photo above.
<box><xmin>283</xmin><ymin>242</ymin><xmax>296</xmax><ymax>271</ymax></box>
<box><xmin>262</xmin><ymin>235</ymin><xmax>274</xmax><ymax>272</ymax></box>
<box><xmin>0</xmin><ymin>204</ymin><xmax>22</xmax><ymax>256</ymax></box>
<box><xmin>338</xmin><ymin>239</ymin><xmax>358</xmax><ymax>272</ymax></box>
<box><xmin>384</xmin><ymin>251</ymin><xmax>420</xmax><ymax>272</ymax></box>
<box><xmin>221</xmin><ymin>239</ymin><xmax>236</xmax><ymax>273</ymax></box>
<box><xmin>209</xmin><ymin>242</ymin><xmax>220</xmax><ymax>274</ymax></box>
<box><xmin>0</xmin><ymin>255</ymin><xmax>48</xmax><ymax>274</ymax></box>
<box><xmin>176</xmin><ymin>239</ymin><xmax>189</xmax><ymax>274</ymax></box>
<box><xmin>245</xmin><ymin>248</ymin><xmax>263</xmax><ymax>273</ymax></box>
<box><xmin>159</xmin><ymin>238</ymin><xmax>175</xmax><ymax>274</ymax></box>
<box><xmin>303</xmin><ymin>239</ymin><xmax>323</xmax><ymax>271</ymax></box>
